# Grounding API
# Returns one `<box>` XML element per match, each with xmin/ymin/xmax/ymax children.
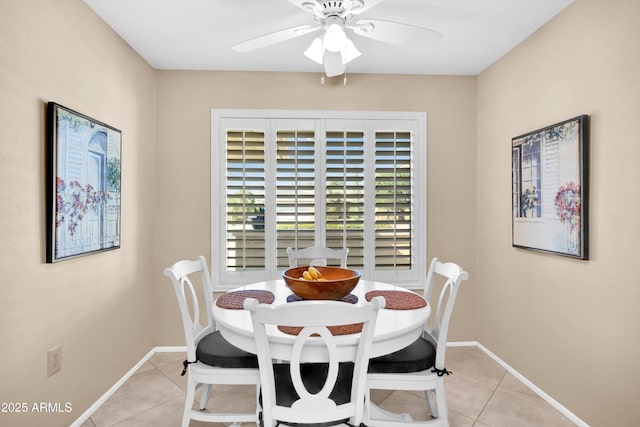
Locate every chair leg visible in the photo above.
<box><xmin>199</xmin><ymin>384</ymin><xmax>212</xmax><ymax>410</ymax></box>
<box><xmin>183</xmin><ymin>376</ymin><xmax>197</xmax><ymax>427</ymax></box>
<box><xmin>424</xmin><ymin>389</ymin><xmax>438</xmax><ymax>418</ymax></box>
<box><xmin>434</xmin><ymin>383</ymin><xmax>449</xmax><ymax>426</ymax></box>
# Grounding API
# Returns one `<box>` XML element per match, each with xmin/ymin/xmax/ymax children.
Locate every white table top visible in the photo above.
<box><xmin>213</xmin><ymin>279</ymin><xmax>430</xmax><ymax>362</ymax></box>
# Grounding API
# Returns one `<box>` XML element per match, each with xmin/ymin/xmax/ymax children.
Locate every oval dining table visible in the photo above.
<box><xmin>212</xmin><ymin>278</ymin><xmax>430</xmax><ymax>363</ymax></box>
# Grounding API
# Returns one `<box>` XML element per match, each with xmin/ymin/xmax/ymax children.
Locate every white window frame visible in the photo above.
<box><xmin>211</xmin><ymin>109</ymin><xmax>427</xmax><ymax>290</ymax></box>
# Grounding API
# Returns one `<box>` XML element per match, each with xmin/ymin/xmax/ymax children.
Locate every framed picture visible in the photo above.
<box><xmin>511</xmin><ymin>115</ymin><xmax>589</xmax><ymax>259</ymax></box>
<box><xmin>46</xmin><ymin>102</ymin><xmax>122</xmax><ymax>263</ymax></box>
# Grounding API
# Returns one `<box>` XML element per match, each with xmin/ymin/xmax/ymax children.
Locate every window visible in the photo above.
<box><xmin>513</xmin><ymin>137</ymin><xmax>542</xmax><ymax>218</ymax></box>
<box><xmin>212</xmin><ymin>110</ymin><xmax>426</xmax><ymax>290</ymax></box>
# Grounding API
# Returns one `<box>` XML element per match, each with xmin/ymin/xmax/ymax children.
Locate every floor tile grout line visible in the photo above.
<box><xmin>497</xmin><ymin>375</ymin><xmax>545</xmax><ymax>400</ymax></box>
<box><xmin>476</xmin><ymin>370</ymin><xmax>506</xmax><ymax>424</ymax></box>
<box><xmin>449</xmin><ymin>370</ymin><xmax>505</xmax><ymax>388</ymax></box>
<box><xmin>109</xmin><ymin>394</ymin><xmax>184</xmax><ymax>427</ymax></box>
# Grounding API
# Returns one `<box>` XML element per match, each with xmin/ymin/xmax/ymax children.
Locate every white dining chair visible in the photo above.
<box><xmin>243</xmin><ymin>296</ymin><xmax>385</xmax><ymax>427</ymax></box>
<box><xmin>286</xmin><ymin>246</ymin><xmax>349</xmax><ymax>268</ymax></box>
<box><xmin>365</xmin><ymin>258</ymin><xmax>469</xmax><ymax>427</ymax></box>
<box><xmin>164</xmin><ymin>256</ymin><xmax>260</xmax><ymax>427</ymax></box>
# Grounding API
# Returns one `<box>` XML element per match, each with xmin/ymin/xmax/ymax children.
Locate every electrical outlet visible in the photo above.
<box><xmin>47</xmin><ymin>345</ymin><xmax>62</xmax><ymax>377</ymax></box>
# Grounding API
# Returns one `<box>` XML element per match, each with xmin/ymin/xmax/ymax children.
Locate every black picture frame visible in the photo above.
<box><xmin>46</xmin><ymin>102</ymin><xmax>122</xmax><ymax>263</ymax></box>
<box><xmin>511</xmin><ymin>115</ymin><xmax>589</xmax><ymax>259</ymax></box>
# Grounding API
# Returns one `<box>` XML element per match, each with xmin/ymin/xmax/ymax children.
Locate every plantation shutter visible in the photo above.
<box><xmin>225</xmin><ymin>128</ymin><xmax>266</xmax><ymax>271</ymax></box>
<box><xmin>375</xmin><ymin>130</ymin><xmax>412</xmax><ymax>270</ymax></box>
<box><xmin>275</xmin><ymin>128</ymin><xmax>317</xmax><ymax>268</ymax></box>
<box><xmin>325</xmin><ymin>129</ymin><xmax>365</xmax><ymax>268</ymax></box>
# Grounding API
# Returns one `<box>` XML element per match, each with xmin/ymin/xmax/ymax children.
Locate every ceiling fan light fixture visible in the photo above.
<box><xmin>323</xmin><ymin>23</ymin><xmax>347</xmax><ymax>52</ymax></box>
<box><xmin>305</xmin><ymin>31</ymin><xmax>360</xmax><ymax>76</ymax></box>
<box><xmin>343</xmin><ymin>38</ymin><xmax>361</xmax><ymax>63</ymax></box>
<box><xmin>304</xmin><ymin>37</ymin><xmax>324</xmax><ymax>64</ymax></box>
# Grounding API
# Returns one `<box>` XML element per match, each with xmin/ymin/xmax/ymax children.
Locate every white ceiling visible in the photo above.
<box><xmin>84</xmin><ymin>0</ymin><xmax>573</xmax><ymax>76</ymax></box>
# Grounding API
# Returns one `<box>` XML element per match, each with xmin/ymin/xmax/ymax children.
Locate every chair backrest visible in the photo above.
<box><xmin>243</xmin><ymin>297</ymin><xmax>385</xmax><ymax>427</ymax></box>
<box><xmin>286</xmin><ymin>246</ymin><xmax>349</xmax><ymax>268</ymax></box>
<box><xmin>423</xmin><ymin>258</ymin><xmax>469</xmax><ymax>371</ymax></box>
<box><xmin>164</xmin><ymin>256</ymin><xmax>215</xmax><ymax>362</ymax></box>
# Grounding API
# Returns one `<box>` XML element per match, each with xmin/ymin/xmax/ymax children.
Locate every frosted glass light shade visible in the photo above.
<box><xmin>323</xmin><ymin>24</ymin><xmax>347</xmax><ymax>52</ymax></box>
<box><xmin>304</xmin><ymin>37</ymin><xmax>324</xmax><ymax>64</ymax></box>
<box><xmin>304</xmin><ymin>29</ymin><xmax>362</xmax><ymax>77</ymax></box>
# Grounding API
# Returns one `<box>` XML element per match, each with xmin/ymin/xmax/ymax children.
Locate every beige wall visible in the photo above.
<box><xmin>0</xmin><ymin>1</ymin><xmax>156</xmax><ymax>426</ymax></box>
<box><xmin>154</xmin><ymin>71</ymin><xmax>478</xmax><ymax>345</ymax></box>
<box><xmin>477</xmin><ymin>0</ymin><xmax>640</xmax><ymax>425</ymax></box>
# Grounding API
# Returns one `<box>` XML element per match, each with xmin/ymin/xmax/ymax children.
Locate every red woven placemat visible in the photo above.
<box><xmin>278</xmin><ymin>323</ymin><xmax>363</xmax><ymax>336</ymax></box>
<box><xmin>215</xmin><ymin>290</ymin><xmax>275</xmax><ymax>309</ymax></box>
<box><xmin>365</xmin><ymin>290</ymin><xmax>426</xmax><ymax>310</ymax></box>
<box><xmin>285</xmin><ymin>294</ymin><xmax>358</xmax><ymax>304</ymax></box>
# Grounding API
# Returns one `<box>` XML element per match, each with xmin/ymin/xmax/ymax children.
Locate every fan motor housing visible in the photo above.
<box><xmin>319</xmin><ymin>1</ymin><xmax>347</xmax><ymax>14</ymax></box>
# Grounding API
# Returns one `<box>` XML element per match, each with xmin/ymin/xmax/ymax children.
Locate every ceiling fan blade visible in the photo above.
<box><xmin>352</xmin><ymin>19</ymin><xmax>442</xmax><ymax>46</ymax></box>
<box><xmin>349</xmin><ymin>0</ymin><xmax>384</xmax><ymax>15</ymax></box>
<box><xmin>286</xmin><ymin>0</ymin><xmax>320</xmax><ymax>14</ymax></box>
<box><xmin>232</xmin><ymin>25</ymin><xmax>320</xmax><ymax>53</ymax></box>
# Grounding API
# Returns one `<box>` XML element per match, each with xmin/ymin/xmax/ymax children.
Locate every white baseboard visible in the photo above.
<box><xmin>69</xmin><ymin>346</ymin><xmax>186</xmax><ymax>427</ymax></box>
<box><xmin>72</xmin><ymin>343</ymin><xmax>588</xmax><ymax>427</ymax></box>
<box><xmin>448</xmin><ymin>341</ymin><xmax>589</xmax><ymax>427</ymax></box>
<box><xmin>153</xmin><ymin>345</ymin><xmax>187</xmax><ymax>353</ymax></box>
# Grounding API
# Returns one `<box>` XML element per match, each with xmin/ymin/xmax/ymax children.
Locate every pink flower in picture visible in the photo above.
<box><xmin>56</xmin><ymin>177</ymin><xmax>110</xmax><ymax>237</ymax></box>
<box><xmin>554</xmin><ymin>182</ymin><xmax>581</xmax><ymax>231</ymax></box>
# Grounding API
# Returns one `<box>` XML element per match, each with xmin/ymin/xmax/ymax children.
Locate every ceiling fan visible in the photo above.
<box><xmin>232</xmin><ymin>0</ymin><xmax>443</xmax><ymax>78</ymax></box>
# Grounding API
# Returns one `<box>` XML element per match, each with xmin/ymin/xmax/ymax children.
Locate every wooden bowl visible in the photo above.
<box><xmin>282</xmin><ymin>266</ymin><xmax>361</xmax><ymax>300</ymax></box>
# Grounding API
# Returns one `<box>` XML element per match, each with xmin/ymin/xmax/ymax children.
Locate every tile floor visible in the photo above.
<box><xmin>80</xmin><ymin>346</ymin><xmax>576</xmax><ymax>427</ymax></box>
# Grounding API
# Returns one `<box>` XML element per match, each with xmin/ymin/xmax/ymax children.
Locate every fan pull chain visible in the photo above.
<box><xmin>318</xmin><ymin>71</ymin><xmax>349</xmax><ymax>86</ymax></box>
<box><xmin>343</xmin><ymin>64</ymin><xmax>348</xmax><ymax>86</ymax></box>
